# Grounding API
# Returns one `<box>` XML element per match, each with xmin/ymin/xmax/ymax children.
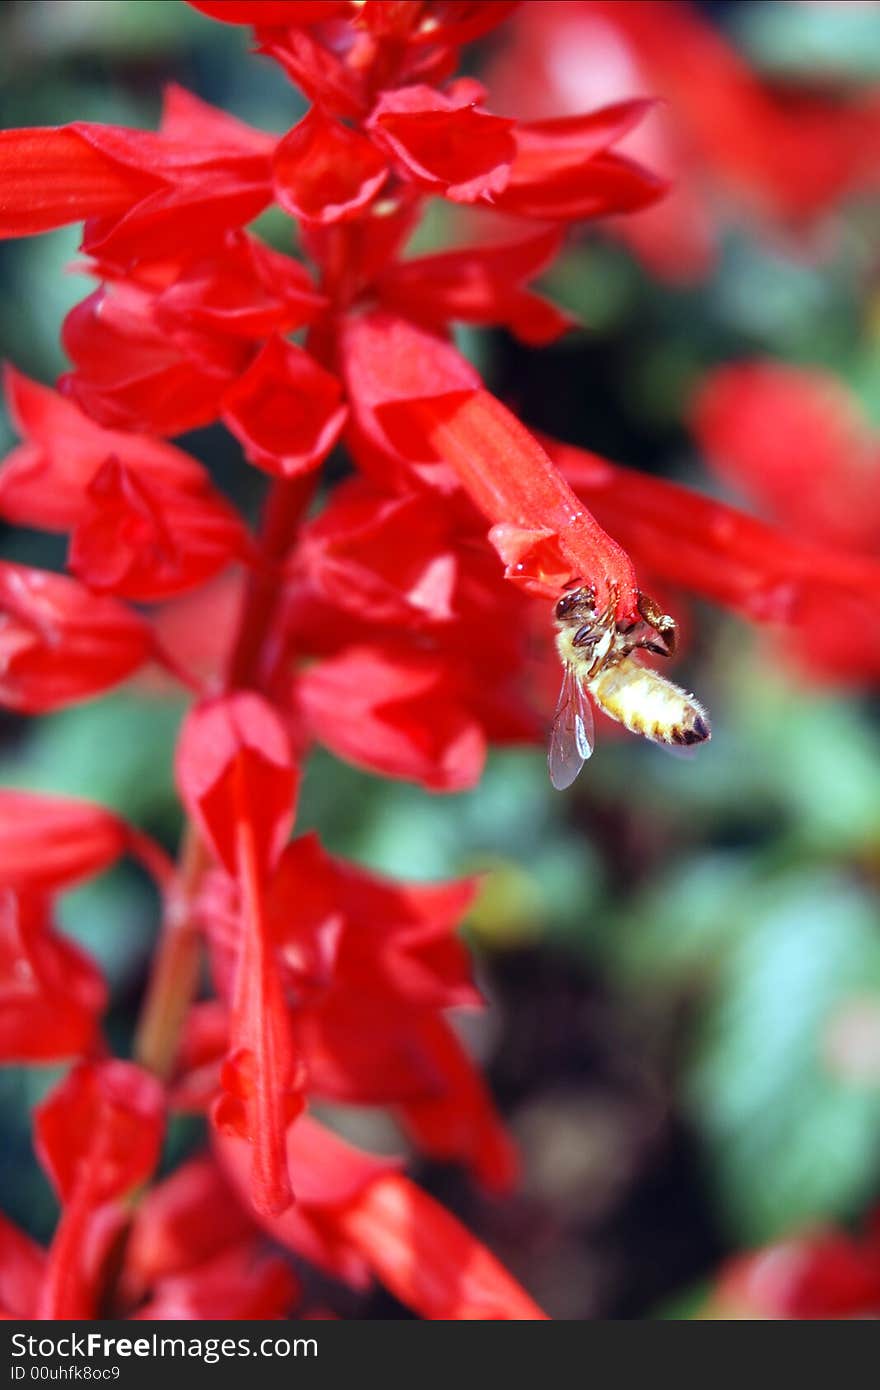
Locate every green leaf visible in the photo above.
<box><xmin>685</xmin><ymin>873</ymin><xmax>880</xmax><ymax>1243</ymax></box>
<box><xmin>0</xmin><ymin>691</ymin><xmax>185</xmax><ymax>827</ymax></box>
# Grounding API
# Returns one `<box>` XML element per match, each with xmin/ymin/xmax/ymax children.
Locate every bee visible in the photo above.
<box><xmin>548</xmin><ymin>584</ymin><xmax>710</xmax><ymax>789</ymax></box>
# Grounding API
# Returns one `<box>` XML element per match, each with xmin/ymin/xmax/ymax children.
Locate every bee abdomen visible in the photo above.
<box><xmin>589</xmin><ymin>663</ymin><xmax>710</xmax><ymax>748</ymax></box>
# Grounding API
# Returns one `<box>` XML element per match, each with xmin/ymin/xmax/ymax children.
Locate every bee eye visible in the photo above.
<box><xmin>555</xmin><ymin>596</ymin><xmax>572</xmax><ymax>619</ymax></box>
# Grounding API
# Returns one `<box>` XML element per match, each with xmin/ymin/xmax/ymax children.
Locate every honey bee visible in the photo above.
<box><xmin>549</xmin><ymin>585</ymin><xmax>710</xmax><ymax>789</ymax></box>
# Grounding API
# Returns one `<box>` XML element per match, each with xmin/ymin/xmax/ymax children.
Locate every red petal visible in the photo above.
<box><xmin>0</xmin><ymin>366</ymin><xmax>225</xmax><ymax>530</ymax></box>
<box><xmin>222</xmin><ymin>336</ymin><xmax>348</xmax><ymax>477</ymax></box>
<box><xmin>159</xmin><ymin>84</ymin><xmax>275</xmax><ymax>156</ymax></box>
<box><xmin>133</xmin><ymin>1243</ymin><xmax>298</xmax><ymax>1320</ymax></box>
<box><xmin>68</xmin><ymin>456</ymin><xmax>248</xmax><ymax>601</ymax></box>
<box><xmin>0</xmin><ymin>790</ymin><xmax>125</xmax><ymax>893</ymax></box>
<box><xmin>0</xmin><ymin>561</ymin><xmax>151</xmax><ymax>712</ymax></box>
<box><xmin>0</xmin><ymin>127</ymin><xmax>156</xmax><ymax>238</ymax></box>
<box><xmin>155</xmin><ymin>234</ymin><xmax>327</xmax><ymax>341</ymax></box>
<box><xmin>61</xmin><ymin>285</ymin><xmax>244</xmax><ymax>436</ymax></box>
<box><xmin>258</xmin><ymin>28</ymin><xmax>370</xmax><ymax>122</ymax></box>
<box><xmin>187</xmin><ymin>1</ymin><xmax>348</xmax><ymax>23</ymax></box>
<box><xmin>0</xmin><ymin>1211</ymin><xmax>44</xmax><ymax>1318</ymax></box>
<box><xmin>494</xmin><ymin>149</ymin><xmax>667</xmax><ymax>221</ymax></box>
<box><xmin>298</xmin><ymin>479</ymin><xmax>459</xmax><ymax>626</ymax></box>
<box><xmin>0</xmin><ymin>891</ymin><xmax>107</xmax><ymax>1062</ymax></box>
<box><xmin>396</xmin><ymin>1015</ymin><xmax>518</xmax><ymax>1191</ymax></box>
<box><xmin>216</xmin><ymin>1115</ymin><xmax>400</xmax><ymax>1289</ymax></box>
<box><xmin>124</xmin><ymin>1154</ymin><xmax>254</xmax><ymax>1294</ymax></box>
<box><xmin>273</xmin><ymin>107</ymin><xmax>388</xmax><ymax>225</ymax></box>
<box><xmin>175</xmin><ymin>692</ymin><xmax>297</xmax><ymax>879</ymax></box>
<box><xmin>297</xmin><ymin>642</ymin><xmax>486</xmax><ymax>791</ymax></box>
<box><xmin>376</xmin><ymin>228</ymin><xmax>572</xmax><ymax>342</ymax></box>
<box><xmin>513</xmin><ymin>99</ymin><xmax>657</xmax><ymax>177</ymax></box>
<box><xmin>339</xmin><ymin>1174</ymin><xmax>548</xmax><ymax>1319</ymax></box>
<box><xmin>368</xmin><ymin>85</ymin><xmax>516</xmax><ymax>202</ymax></box>
<box><xmin>35</xmin><ymin>1060</ymin><xmax>165</xmax><ymax>1205</ymax></box>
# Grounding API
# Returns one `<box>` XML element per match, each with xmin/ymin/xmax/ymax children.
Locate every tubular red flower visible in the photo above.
<box><xmin>338</xmin><ymin>1175</ymin><xmax>546</xmax><ymax>1319</ymax></box>
<box><xmin>33</xmin><ymin>1062</ymin><xmax>165</xmax><ymax>1319</ymax></box>
<box><xmin>548</xmin><ymin>433</ymin><xmax>880</xmax><ymax>683</ymax></box>
<box><xmin>176</xmin><ymin>694</ymin><xmax>302</xmax><ymax>1215</ymax></box>
<box><xmin>0</xmin><ymin>367</ymin><xmax>237</xmax><ymax>532</ymax></box>
<box><xmin>175</xmin><ymin>693</ymin><xmax>297</xmax><ymax>881</ymax></box>
<box><xmin>0</xmin><ymin>561</ymin><xmax>152</xmax><ymax>712</ymax></box>
<box><xmin>0</xmin><ymin>891</ymin><xmax>107</xmax><ymax>1062</ymax></box>
<box><xmin>0</xmin><ymin>104</ymin><xmax>273</xmax><ymax>262</ymax></box>
<box><xmin>490</xmin><ymin>98</ymin><xmax>667</xmax><ymax>220</ymax></box>
<box><xmin>691</xmin><ymin>360</ymin><xmax>880</xmax><ymax>555</ymax></box>
<box><xmin>216</xmin><ymin>1114</ymin><xmax>543</xmax><ymax>1318</ymax></box>
<box><xmin>36</xmin><ymin>1061</ymin><xmax>165</xmax><ymax>1206</ymax></box>
<box><xmin>0</xmin><ymin>127</ymin><xmax>158</xmax><ymax>239</ymax></box>
<box><xmin>341</xmin><ymin>311</ymin><xmax>640</xmax><ymax>614</ymax></box>
<box><xmin>273</xmin><ymin>107</ymin><xmax>390</xmax><ymax>225</ymax></box>
<box><xmin>221</xmin><ymin>336</ymin><xmax>348</xmax><ymax>477</ymax></box>
<box><xmin>0</xmin><ymin>790</ymin><xmax>126</xmax><ymax>894</ymax></box>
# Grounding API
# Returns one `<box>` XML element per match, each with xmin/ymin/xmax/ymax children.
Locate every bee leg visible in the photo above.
<box><xmin>637</xmin><ymin>592</ymin><xmax>677</xmax><ymax>655</ymax></box>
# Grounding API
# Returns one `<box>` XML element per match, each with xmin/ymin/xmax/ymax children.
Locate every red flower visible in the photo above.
<box><xmin>33</xmin><ymin>1062</ymin><xmax>165</xmax><ymax>1318</ymax></box>
<box><xmin>298</xmin><ymin>641</ymin><xmax>488</xmax><ymax>791</ymax></box>
<box><xmin>273</xmin><ymin>106</ymin><xmax>390</xmax><ymax>224</ymax></box>
<box><xmin>0</xmin><ymin>0</ymin><xmax>729</xmax><ymax>1323</ymax></box>
<box><xmin>0</xmin><ymin>892</ymin><xmax>107</xmax><ymax>1063</ymax></box>
<box><xmin>375</xmin><ymin>226</ymin><xmax>574</xmax><ymax>345</ymax></box>
<box><xmin>488</xmin><ymin>0</ymin><xmax>880</xmax><ymax>279</ymax></box>
<box><xmin>68</xmin><ymin>455</ymin><xmax>249</xmax><ymax>602</ymax></box>
<box><xmin>154</xmin><ymin>232</ymin><xmax>328</xmax><ymax>342</ymax></box>
<box><xmin>176</xmin><ymin>694</ymin><xmax>302</xmax><ymax>1215</ymax></box>
<box><xmin>0</xmin><ymin>367</ymin><xmax>242</xmax><ymax>542</ymax></box>
<box><xmin>692</xmin><ymin>360</ymin><xmax>880</xmax><ymax>556</ymax></box>
<box><xmin>221</xmin><ymin>335</ymin><xmax>348</xmax><ymax>477</ymax></box>
<box><xmin>549</xmin><ymin>433</ymin><xmax>880</xmax><ymax>684</ymax></box>
<box><xmin>0</xmin><ymin>87</ymin><xmax>274</xmax><ymax>261</ymax></box>
<box><xmin>216</xmin><ymin>1115</ymin><xmax>545</xmax><ymax>1319</ymax></box>
<box><xmin>340</xmin><ymin>311</ymin><xmax>641</xmax><ymax>617</ymax></box>
<box><xmin>367</xmin><ymin>82</ymin><xmax>517</xmax><ymax>203</ymax></box>
<box><xmin>0</xmin><ymin>561</ymin><xmax>152</xmax><ymax>712</ymax></box>
<box><xmin>708</xmin><ymin>1215</ymin><xmax>880</xmax><ymax>1320</ymax></box>
<box><xmin>60</xmin><ymin>282</ymin><xmax>247</xmax><ymax>437</ymax></box>
<box><xmin>0</xmin><ymin>790</ymin><xmax>126</xmax><ymax>894</ymax></box>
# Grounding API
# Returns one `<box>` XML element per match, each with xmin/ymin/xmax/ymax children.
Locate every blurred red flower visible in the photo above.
<box><xmin>488</xmin><ymin>0</ymin><xmax>880</xmax><ymax>279</ymax></box>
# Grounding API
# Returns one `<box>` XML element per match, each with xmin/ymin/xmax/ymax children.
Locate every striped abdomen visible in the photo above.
<box><xmin>588</xmin><ymin>660</ymin><xmax>710</xmax><ymax>747</ymax></box>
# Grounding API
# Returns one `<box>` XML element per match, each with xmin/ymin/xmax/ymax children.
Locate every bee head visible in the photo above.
<box><xmin>555</xmin><ymin>586</ymin><xmax>595</xmax><ymax>622</ymax></box>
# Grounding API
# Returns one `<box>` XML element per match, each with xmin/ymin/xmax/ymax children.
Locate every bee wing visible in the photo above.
<box><xmin>548</xmin><ymin>664</ymin><xmax>595</xmax><ymax>790</ymax></box>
